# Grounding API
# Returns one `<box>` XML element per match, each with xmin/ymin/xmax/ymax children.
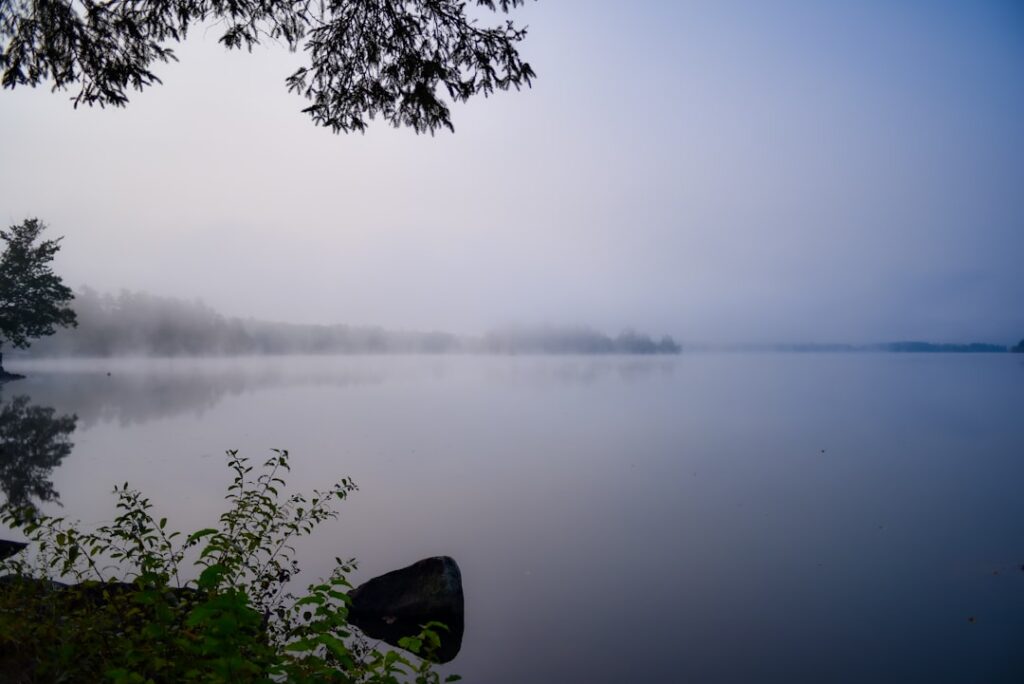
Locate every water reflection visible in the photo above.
<box><xmin>11</xmin><ymin>357</ymin><xmax>676</xmax><ymax>428</ymax></box>
<box><xmin>480</xmin><ymin>356</ymin><xmax>676</xmax><ymax>387</ymax></box>
<box><xmin>15</xmin><ymin>360</ymin><xmax>386</xmax><ymax>428</ymax></box>
<box><xmin>0</xmin><ymin>394</ymin><xmax>77</xmax><ymax>509</ymax></box>
<box><xmin>0</xmin><ymin>355</ymin><xmax>1021</xmax><ymax>682</ymax></box>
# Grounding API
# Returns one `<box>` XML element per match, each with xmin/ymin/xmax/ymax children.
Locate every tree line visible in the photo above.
<box><xmin>24</xmin><ymin>288</ymin><xmax>682</xmax><ymax>357</ymax></box>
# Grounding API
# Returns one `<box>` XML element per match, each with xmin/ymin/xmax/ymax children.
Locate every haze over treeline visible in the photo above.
<box><xmin>18</xmin><ymin>289</ymin><xmax>1012</xmax><ymax>359</ymax></box>
<box><xmin>2</xmin><ymin>3</ymin><xmax>1022</xmax><ymax>345</ymax></box>
<box><xmin>22</xmin><ymin>288</ymin><xmax>681</xmax><ymax>357</ymax></box>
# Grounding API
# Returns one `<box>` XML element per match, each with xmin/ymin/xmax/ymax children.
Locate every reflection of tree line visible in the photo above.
<box><xmin>23</xmin><ymin>370</ymin><xmax>251</xmax><ymax>429</ymax></box>
<box><xmin>9</xmin><ymin>357</ymin><xmax>676</xmax><ymax>432</ymax></box>
<box><xmin>0</xmin><ymin>367</ymin><xmax>381</xmax><ymax>512</ymax></box>
<box><xmin>0</xmin><ymin>394</ymin><xmax>77</xmax><ymax>510</ymax></box>
<box><xmin>0</xmin><ymin>357</ymin><xmax>674</xmax><ymax>509</ymax></box>
<box><xmin>17</xmin><ymin>366</ymin><xmax>383</xmax><ymax>429</ymax></box>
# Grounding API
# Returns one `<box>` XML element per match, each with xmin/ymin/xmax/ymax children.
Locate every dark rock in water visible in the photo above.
<box><xmin>349</xmin><ymin>556</ymin><xmax>464</xmax><ymax>663</ymax></box>
<box><xmin>0</xmin><ymin>540</ymin><xmax>27</xmax><ymax>561</ymax></box>
<box><xmin>0</xmin><ymin>371</ymin><xmax>25</xmax><ymax>383</ymax></box>
<box><xmin>350</xmin><ymin>556</ymin><xmax>463</xmax><ymax>619</ymax></box>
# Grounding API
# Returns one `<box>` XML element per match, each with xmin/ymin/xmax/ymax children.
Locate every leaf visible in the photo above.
<box><xmin>398</xmin><ymin>636</ymin><xmax>423</xmax><ymax>654</ymax></box>
<box><xmin>318</xmin><ymin>633</ymin><xmax>354</xmax><ymax>666</ymax></box>
<box><xmin>186</xmin><ymin>528</ymin><xmax>218</xmax><ymax>543</ymax></box>
<box><xmin>294</xmin><ymin>595</ymin><xmax>326</xmax><ymax>607</ymax></box>
<box><xmin>197</xmin><ymin>564</ymin><xmax>228</xmax><ymax>589</ymax></box>
<box><xmin>285</xmin><ymin>638</ymin><xmax>316</xmax><ymax>653</ymax></box>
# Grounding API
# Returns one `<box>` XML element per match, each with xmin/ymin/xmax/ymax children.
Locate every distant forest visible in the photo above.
<box><xmin>24</xmin><ymin>288</ymin><xmax>682</xmax><ymax>357</ymax></box>
<box><xmin>767</xmin><ymin>342</ymin><xmax>1010</xmax><ymax>353</ymax></box>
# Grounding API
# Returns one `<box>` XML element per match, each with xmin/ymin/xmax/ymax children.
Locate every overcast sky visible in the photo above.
<box><xmin>1</xmin><ymin>0</ymin><xmax>1022</xmax><ymax>344</ymax></box>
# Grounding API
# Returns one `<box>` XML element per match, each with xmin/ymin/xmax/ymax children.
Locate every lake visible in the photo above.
<box><xmin>2</xmin><ymin>354</ymin><xmax>1023</xmax><ymax>682</ymax></box>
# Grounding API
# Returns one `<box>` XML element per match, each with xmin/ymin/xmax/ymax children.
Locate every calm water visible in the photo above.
<box><xmin>2</xmin><ymin>354</ymin><xmax>1023</xmax><ymax>682</ymax></box>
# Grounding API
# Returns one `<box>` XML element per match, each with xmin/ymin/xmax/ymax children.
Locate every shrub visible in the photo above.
<box><xmin>0</xmin><ymin>450</ymin><xmax>458</xmax><ymax>683</ymax></box>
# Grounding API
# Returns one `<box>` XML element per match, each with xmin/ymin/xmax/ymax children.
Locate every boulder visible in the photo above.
<box><xmin>348</xmin><ymin>556</ymin><xmax>464</xmax><ymax>663</ymax></box>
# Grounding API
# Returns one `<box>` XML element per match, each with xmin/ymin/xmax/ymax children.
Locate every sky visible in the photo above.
<box><xmin>1</xmin><ymin>0</ymin><xmax>1022</xmax><ymax>344</ymax></box>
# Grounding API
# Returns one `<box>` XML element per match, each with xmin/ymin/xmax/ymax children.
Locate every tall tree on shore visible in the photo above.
<box><xmin>0</xmin><ymin>0</ymin><xmax>535</xmax><ymax>134</ymax></box>
<box><xmin>0</xmin><ymin>218</ymin><xmax>77</xmax><ymax>377</ymax></box>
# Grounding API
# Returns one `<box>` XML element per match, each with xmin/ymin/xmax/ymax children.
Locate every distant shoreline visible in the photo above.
<box><xmin>24</xmin><ymin>288</ymin><xmax>682</xmax><ymax>358</ymax></box>
<box><xmin>685</xmin><ymin>342</ymin><xmax>1011</xmax><ymax>354</ymax></box>
<box><xmin>12</xmin><ymin>288</ymin><xmax>1020</xmax><ymax>360</ymax></box>
<box><xmin>10</xmin><ymin>345</ymin><xmax>1016</xmax><ymax>363</ymax></box>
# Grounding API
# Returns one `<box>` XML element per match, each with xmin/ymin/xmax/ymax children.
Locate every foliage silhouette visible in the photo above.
<box><xmin>0</xmin><ymin>0</ymin><xmax>535</xmax><ymax>133</ymax></box>
<box><xmin>0</xmin><ymin>218</ymin><xmax>77</xmax><ymax>377</ymax></box>
<box><xmin>0</xmin><ymin>394</ymin><xmax>77</xmax><ymax>510</ymax></box>
<box><xmin>0</xmin><ymin>450</ymin><xmax>458</xmax><ymax>682</ymax></box>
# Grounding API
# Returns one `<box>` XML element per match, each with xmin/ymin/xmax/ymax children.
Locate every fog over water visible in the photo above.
<box><xmin>1</xmin><ymin>2</ymin><xmax>1022</xmax><ymax>344</ymax></box>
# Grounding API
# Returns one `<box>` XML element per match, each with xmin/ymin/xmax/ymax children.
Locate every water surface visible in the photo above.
<box><xmin>2</xmin><ymin>354</ymin><xmax>1023</xmax><ymax>682</ymax></box>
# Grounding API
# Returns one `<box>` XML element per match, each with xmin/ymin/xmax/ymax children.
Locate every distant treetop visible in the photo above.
<box><xmin>1012</xmin><ymin>339</ymin><xmax>1024</xmax><ymax>354</ymax></box>
<box><xmin>0</xmin><ymin>0</ymin><xmax>535</xmax><ymax>133</ymax></box>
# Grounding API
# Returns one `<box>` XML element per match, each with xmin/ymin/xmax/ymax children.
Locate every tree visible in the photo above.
<box><xmin>1013</xmin><ymin>339</ymin><xmax>1024</xmax><ymax>353</ymax></box>
<box><xmin>0</xmin><ymin>218</ymin><xmax>78</xmax><ymax>377</ymax></box>
<box><xmin>0</xmin><ymin>0</ymin><xmax>535</xmax><ymax>134</ymax></box>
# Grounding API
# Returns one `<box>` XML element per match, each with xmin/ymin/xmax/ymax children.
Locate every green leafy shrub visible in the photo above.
<box><xmin>0</xmin><ymin>450</ymin><xmax>458</xmax><ymax>683</ymax></box>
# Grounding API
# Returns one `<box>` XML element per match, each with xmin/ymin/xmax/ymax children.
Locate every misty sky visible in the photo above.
<box><xmin>1</xmin><ymin>0</ymin><xmax>1022</xmax><ymax>344</ymax></box>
